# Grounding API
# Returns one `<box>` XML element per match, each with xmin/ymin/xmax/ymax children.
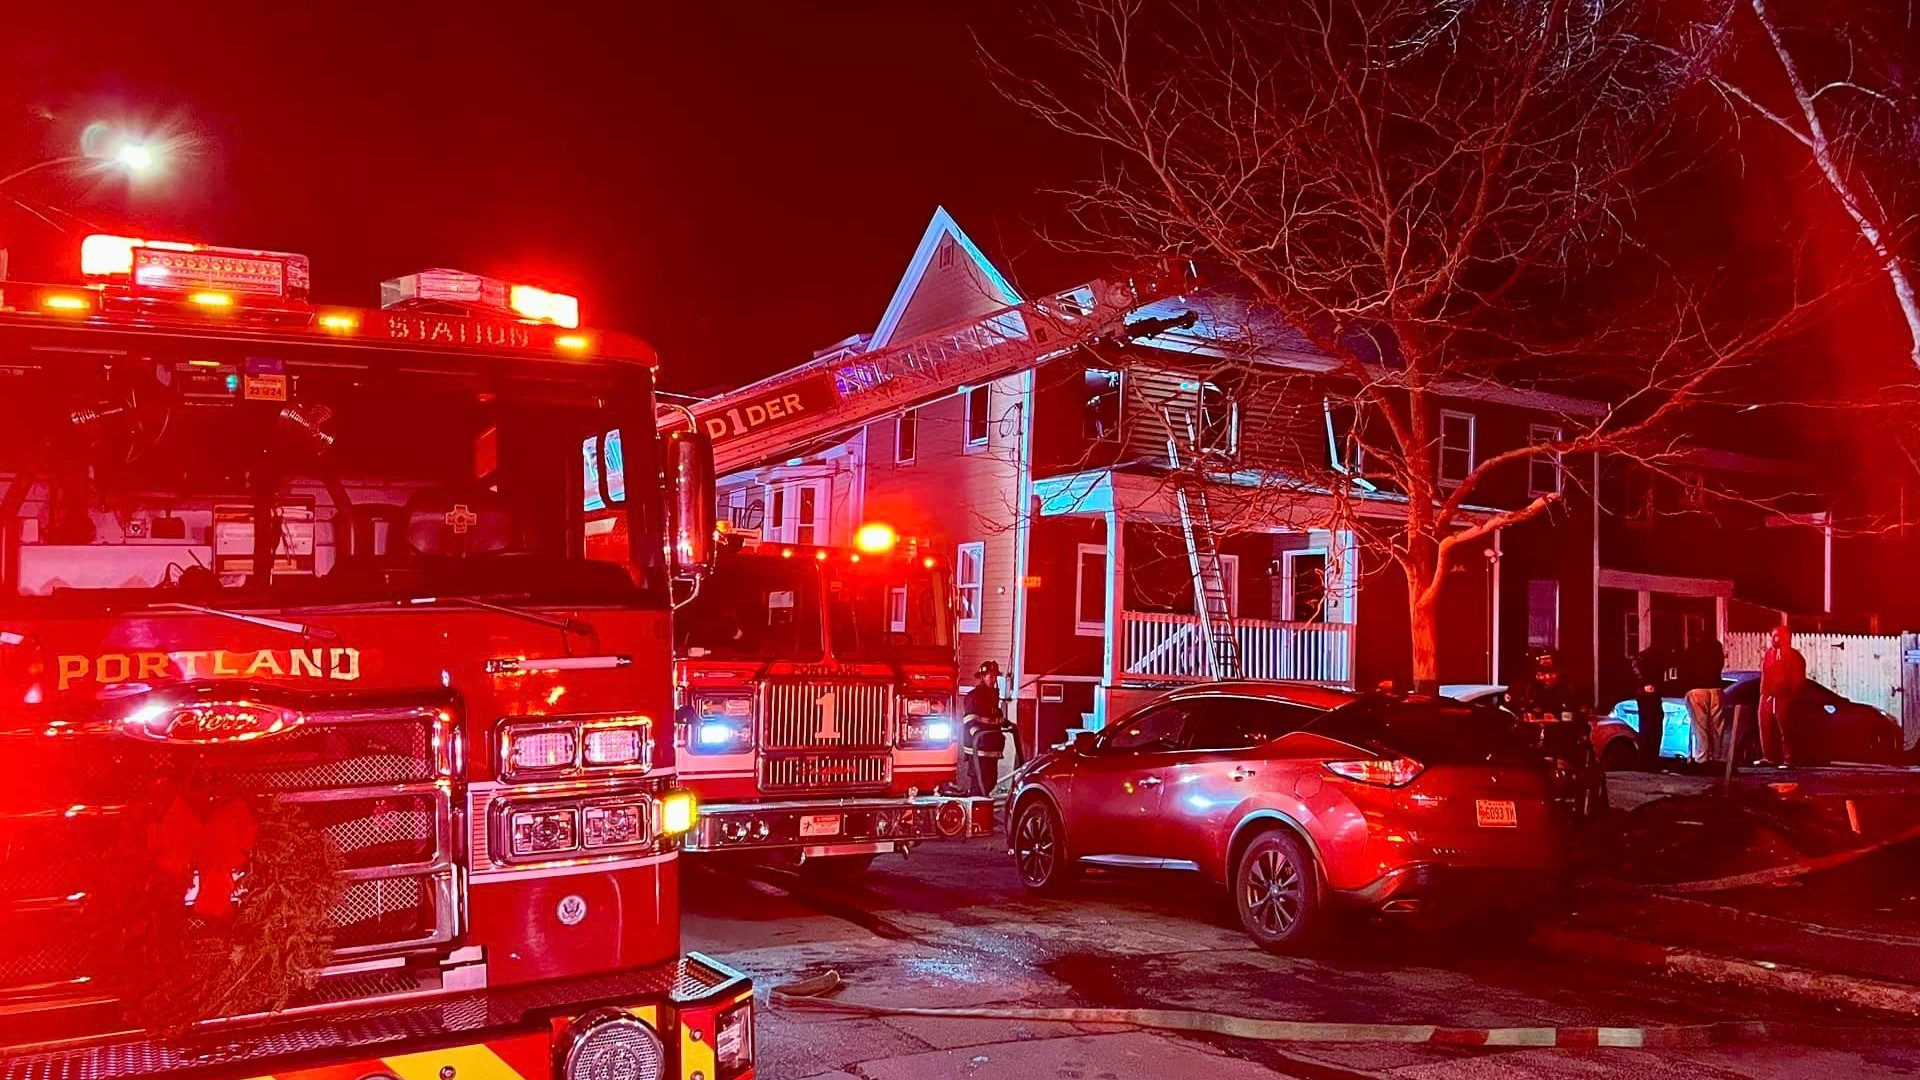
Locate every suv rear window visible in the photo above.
<box><xmin>1307</xmin><ymin>697</ymin><xmax>1533</xmax><ymax>765</ymax></box>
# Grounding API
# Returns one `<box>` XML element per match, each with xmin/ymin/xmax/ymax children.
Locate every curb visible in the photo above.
<box><xmin>1530</xmin><ymin>925</ymin><xmax>1920</xmax><ymax>1017</ymax></box>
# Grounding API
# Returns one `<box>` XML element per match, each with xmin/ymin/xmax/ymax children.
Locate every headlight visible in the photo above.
<box><xmin>898</xmin><ymin>694</ymin><xmax>956</xmax><ymax>748</ymax></box>
<box><xmin>582</xmin><ymin>799</ymin><xmax>648</xmax><ymax>850</ymax></box>
<box><xmin>688</xmin><ymin>692</ymin><xmax>753</xmax><ymax>754</ymax></box>
<box><xmin>501</xmin><ymin>723</ymin><xmax>577</xmax><ymax>778</ymax></box>
<box><xmin>558</xmin><ymin>1007</ymin><xmax>665</xmax><ymax>1080</ymax></box>
<box><xmin>497</xmin><ymin>715</ymin><xmax>652</xmax><ymax>780</ymax></box>
<box><xmin>507</xmin><ymin>805</ymin><xmax>580</xmax><ymax>860</ymax></box>
<box><xmin>658</xmin><ymin>790</ymin><xmax>696</xmax><ymax>836</ymax></box>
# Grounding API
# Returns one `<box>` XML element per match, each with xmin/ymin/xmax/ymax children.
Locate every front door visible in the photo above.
<box><xmin>1068</xmin><ymin>700</ymin><xmax>1195</xmax><ymax>860</ymax></box>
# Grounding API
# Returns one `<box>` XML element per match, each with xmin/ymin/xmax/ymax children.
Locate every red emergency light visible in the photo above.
<box><xmin>81</xmin><ymin>234</ymin><xmax>311</xmax><ymax>301</ymax></box>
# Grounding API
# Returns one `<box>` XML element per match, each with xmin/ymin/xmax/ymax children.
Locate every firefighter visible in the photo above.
<box><xmin>1512</xmin><ymin>648</ymin><xmax>1573</xmax><ymax>719</ymax></box>
<box><xmin>960</xmin><ymin>661</ymin><xmax>1012</xmax><ymax>797</ymax></box>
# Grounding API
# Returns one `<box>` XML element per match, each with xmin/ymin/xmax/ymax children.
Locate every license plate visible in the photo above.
<box><xmin>1475</xmin><ymin>799</ymin><xmax>1518</xmax><ymax>828</ymax></box>
<box><xmin>799</xmin><ymin>814</ymin><xmax>842</xmax><ymax>838</ymax></box>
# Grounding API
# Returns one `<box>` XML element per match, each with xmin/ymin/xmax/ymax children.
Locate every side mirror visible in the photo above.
<box><xmin>666</xmin><ymin>429</ymin><xmax>716</xmax><ymax>579</ymax></box>
<box><xmin>1072</xmin><ymin>730</ymin><xmax>1098</xmax><ymax>755</ymax></box>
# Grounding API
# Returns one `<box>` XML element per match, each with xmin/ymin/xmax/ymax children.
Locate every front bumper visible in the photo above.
<box><xmin>684</xmin><ymin>794</ymin><xmax>996</xmax><ymax>853</ymax></box>
<box><xmin>1333</xmin><ymin>862</ymin><xmax>1569</xmax><ymax>916</ymax></box>
<box><xmin>2</xmin><ymin>954</ymin><xmax>753</xmax><ymax>1080</ymax></box>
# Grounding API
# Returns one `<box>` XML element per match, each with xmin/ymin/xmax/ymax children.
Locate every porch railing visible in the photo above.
<box><xmin>1120</xmin><ymin>611</ymin><xmax>1354</xmax><ymax>686</ymax></box>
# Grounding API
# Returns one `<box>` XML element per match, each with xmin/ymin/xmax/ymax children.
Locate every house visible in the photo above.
<box><xmin>712</xmin><ymin>209</ymin><xmax>1633</xmax><ymax>743</ymax></box>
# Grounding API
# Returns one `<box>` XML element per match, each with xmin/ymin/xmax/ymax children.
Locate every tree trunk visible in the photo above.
<box><xmin>1408</xmin><ymin>592</ymin><xmax>1441</xmax><ymax>697</ymax></box>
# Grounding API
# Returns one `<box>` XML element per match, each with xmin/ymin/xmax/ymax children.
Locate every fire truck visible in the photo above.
<box><xmin>0</xmin><ymin>240</ymin><xmax>752</xmax><ymax>1080</ymax></box>
<box><xmin>653</xmin><ymin>269</ymin><xmax>1184</xmax><ymax>872</ymax></box>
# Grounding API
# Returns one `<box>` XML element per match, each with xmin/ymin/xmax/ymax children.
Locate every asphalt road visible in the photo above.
<box><xmin>683</xmin><ymin>839</ymin><xmax>1920</xmax><ymax>1080</ymax></box>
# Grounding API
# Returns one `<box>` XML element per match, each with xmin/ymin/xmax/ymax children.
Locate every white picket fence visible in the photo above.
<box><xmin>1121</xmin><ymin>611</ymin><xmax>1354</xmax><ymax>685</ymax></box>
<box><xmin>1724</xmin><ymin>631</ymin><xmax>1904</xmax><ymax>718</ymax></box>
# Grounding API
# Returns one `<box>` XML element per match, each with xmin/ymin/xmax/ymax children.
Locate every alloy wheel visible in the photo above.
<box><xmin>1015</xmin><ymin>806</ymin><xmax>1057</xmax><ymax>886</ymax></box>
<box><xmin>1243</xmin><ymin>848</ymin><xmax>1304</xmax><ymax>936</ymax></box>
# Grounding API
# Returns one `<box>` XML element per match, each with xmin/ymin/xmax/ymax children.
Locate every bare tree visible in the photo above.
<box><xmin>1698</xmin><ymin>1</ymin><xmax>1920</xmax><ymax>372</ymax></box>
<box><xmin>993</xmin><ymin>0</ymin><xmax>1848</xmax><ymax>691</ymax></box>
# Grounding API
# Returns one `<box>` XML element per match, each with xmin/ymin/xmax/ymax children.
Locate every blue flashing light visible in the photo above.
<box><xmin>224</xmin><ymin>374</ymin><xmax>240</xmax><ymax>392</ymax></box>
<box><xmin>696</xmin><ymin>722</ymin><xmax>739</xmax><ymax>748</ymax></box>
<box><xmin>923</xmin><ymin>719</ymin><xmax>954</xmax><ymax>744</ymax></box>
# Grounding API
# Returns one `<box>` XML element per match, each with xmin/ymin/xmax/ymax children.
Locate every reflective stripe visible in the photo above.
<box><xmin>383</xmin><ymin>1043</ymin><xmax>526</xmax><ymax>1080</ymax></box>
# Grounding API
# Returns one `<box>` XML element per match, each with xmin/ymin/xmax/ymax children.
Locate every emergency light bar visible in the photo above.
<box><xmin>382</xmin><ymin>268</ymin><xmax>581</xmax><ymax>328</ymax></box>
<box><xmin>81</xmin><ymin>234</ymin><xmax>311</xmax><ymax>301</ymax></box>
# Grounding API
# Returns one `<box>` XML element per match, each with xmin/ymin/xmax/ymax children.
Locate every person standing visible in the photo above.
<box><xmin>1759</xmin><ymin>625</ymin><xmax>1807</xmax><ymax>769</ymax></box>
<box><xmin>1633</xmin><ymin>638</ymin><xmax>1674</xmax><ymax>770</ymax></box>
<box><xmin>960</xmin><ymin>661</ymin><xmax>1011</xmax><ymax>797</ymax></box>
<box><xmin>1683</xmin><ymin>635</ymin><xmax>1727</xmax><ymax>764</ymax></box>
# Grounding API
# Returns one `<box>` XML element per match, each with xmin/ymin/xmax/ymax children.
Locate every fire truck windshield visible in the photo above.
<box><xmin>0</xmin><ymin>352</ymin><xmax>666</xmax><ymax>611</ymax></box>
<box><xmin>676</xmin><ymin>552</ymin><xmax>824</xmax><ymax>661</ymax></box>
<box><xmin>825</xmin><ymin>561</ymin><xmax>952</xmax><ymax>664</ymax></box>
<box><xmin>676</xmin><ymin>550</ymin><xmax>952</xmax><ymax>666</ymax></box>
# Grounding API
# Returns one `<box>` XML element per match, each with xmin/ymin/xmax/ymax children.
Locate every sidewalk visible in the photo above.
<box><xmin>1535</xmin><ymin>765</ymin><xmax>1920</xmax><ymax>1016</ymax></box>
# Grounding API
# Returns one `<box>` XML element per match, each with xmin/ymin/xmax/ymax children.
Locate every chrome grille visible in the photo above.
<box><xmin>761</xmin><ymin>681</ymin><xmax>891</xmax><ymax>750</ymax></box>
<box><xmin>0</xmin><ymin>697</ymin><xmax>458</xmax><ymax>1020</ymax></box>
<box><xmin>759</xmin><ymin>754</ymin><xmax>892</xmax><ymax>793</ymax></box>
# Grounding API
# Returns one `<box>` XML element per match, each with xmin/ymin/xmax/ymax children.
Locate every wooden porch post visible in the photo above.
<box><xmin>1103</xmin><ymin>509</ymin><xmax>1125</xmax><ymax>702</ymax></box>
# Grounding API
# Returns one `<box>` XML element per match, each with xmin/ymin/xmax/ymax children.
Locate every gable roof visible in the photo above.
<box><xmin>867</xmin><ymin>206</ymin><xmax>1022</xmax><ymax>351</ymax></box>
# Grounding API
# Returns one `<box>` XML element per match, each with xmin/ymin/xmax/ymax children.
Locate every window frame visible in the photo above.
<box><xmin>1527</xmin><ymin>578</ymin><xmax>1561</xmax><ymax>649</ymax></box>
<box><xmin>1438</xmin><ymin>409</ymin><xmax>1476</xmax><ymax>488</ymax></box>
<box><xmin>887</xmin><ymin>585</ymin><xmax>909</xmax><ymax>633</ymax></box>
<box><xmin>1528</xmin><ymin>423</ymin><xmax>1563</xmax><ymax>497</ymax></box>
<box><xmin>955</xmin><ymin>541</ymin><xmax>985</xmax><ymax>634</ymax></box>
<box><xmin>964</xmin><ymin>385</ymin><xmax>991</xmax><ymax>451</ymax></box>
<box><xmin>1075</xmin><ymin>543</ymin><xmax>1108</xmax><ymax>636</ymax></box>
<box><xmin>894</xmin><ymin>409</ymin><xmax>917</xmax><ymax>465</ymax></box>
<box><xmin>1280</xmin><ymin>549</ymin><xmax>1328</xmax><ymax>624</ymax></box>
<box><xmin>1179</xmin><ymin>696</ymin><xmax>1321</xmax><ymax>752</ymax></box>
<box><xmin>1095</xmin><ymin>701</ymin><xmax>1192</xmax><ymax>754</ymax></box>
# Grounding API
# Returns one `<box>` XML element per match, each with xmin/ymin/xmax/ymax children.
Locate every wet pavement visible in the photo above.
<box><xmin>683</xmin><ymin>839</ymin><xmax>1920</xmax><ymax>1079</ymax></box>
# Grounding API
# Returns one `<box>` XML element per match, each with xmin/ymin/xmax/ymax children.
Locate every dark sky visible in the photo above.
<box><xmin>0</xmin><ymin>2</ymin><xmax>1091</xmax><ymax>390</ymax></box>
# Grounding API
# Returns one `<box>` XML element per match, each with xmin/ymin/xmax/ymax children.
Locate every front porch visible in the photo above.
<box><xmin>1032</xmin><ymin>468</ymin><xmax>1358</xmax><ymax>693</ymax></box>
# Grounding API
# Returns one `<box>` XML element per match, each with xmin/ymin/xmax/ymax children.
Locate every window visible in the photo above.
<box><xmin>769</xmin><ymin>486</ymin><xmax>786</xmax><ymax>533</ymax></box>
<box><xmin>1623</xmin><ymin>611</ymin><xmax>1642</xmax><ymax>659</ymax></box>
<box><xmin>1678</xmin><ymin>471</ymin><xmax>1707</xmax><ymax>511</ymax></box>
<box><xmin>955</xmin><ymin>541</ymin><xmax>985</xmax><ymax>633</ymax></box>
<box><xmin>796</xmin><ymin>486</ymin><xmax>817</xmax><ymax>546</ymax></box>
<box><xmin>895</xmin><ymin>409</ymin><xmax>917</xmax><ymax>465</ymax></box>
<box><xmin>1098</xmin><ymin>702</ymin><xmax>1191</xmax><ymax>753</ymax></box>
<box><xmin>887</xmin><ymin>586</ymin><xmax>908</xmax><ymax>633</ymax></box>
<box><xmin>965</xmin><ymin>385</ymin><xmax>991</xmax><ymax>448</ymax></box>
<box><xmin>1439</xmin><ymin>410</ymin><xmax>1475</xmax><ymax>486</ymax></box>
<box><xmin>1085</xmin><ymin>369</ymin><xmax>1122</xmax><ymax>441</ymax></box>
<box><xmin>1528</xmin><ymin>424</ymin><xmax>1562</xmax><ymax>496</ymax></box>
<box><xmin>1527</xmin><ymin>579</ymin><xmax>1560</xmax><ymax>649</ymax></box>
<box><xmin>1195</xmin><ymin>382</ymin><xmax>1239</xmax><ymax>460</ymax></box>
<box><xmin>1075</xmin><ymin>544</ymin><xmax>1107</xmax><ymax>636</ymax></box>
<box><xmin>1282</xmin><ymin>551</ymin><xmax>1328</xmax><ymax>623</ymax></box>
<box><xmin>938</xmin><ymin>237</ymin><xmax>956</xmax><ymax>270</ymax></box>
<box><xmin>1183</xmin><ymin>698</ymin><xmax>1319</xmax><ymax>751</ymax></box>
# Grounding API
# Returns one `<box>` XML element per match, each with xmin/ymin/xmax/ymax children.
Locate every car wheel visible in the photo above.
<box><xmin>1600</xmin><ymin>739</ymin><xmax>1637</xmax><ymax>772</ymax></box>
<box><xmin>1012</xmin><ymin>799</ymin><xmax>1075</xmax><ymax>893</ymax></box>
<box><xmin>1233</xmin><ymin>830</ymin><xmax>1321</xmax><ymax>953</ymax></box>
<box><xmin>797</xmin><ymin>854</ymin><xmax>877</xmax><ymax>883</ymax></box>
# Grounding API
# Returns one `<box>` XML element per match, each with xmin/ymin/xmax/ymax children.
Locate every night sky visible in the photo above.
<box><xmin>0</xmin><ymin>2</ymin><xmax>1089</xmax><ymax>391</ymax></box>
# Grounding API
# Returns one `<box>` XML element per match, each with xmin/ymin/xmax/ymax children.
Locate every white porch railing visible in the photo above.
<box><xmin>1121</xmin><ymin>611</ymin><xmax>1354</xmax><ymax>686</ymax></box>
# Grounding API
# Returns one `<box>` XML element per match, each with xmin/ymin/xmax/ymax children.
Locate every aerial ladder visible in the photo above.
<box><xmin>660</xmin><ymin>268</ymin><xmax>1190</xmax><ymax>476</ymax></box>
<box><xmin>656</xmin><ymin>262</ymin><xmax>1245</xmax><ymax>681</ymax></box>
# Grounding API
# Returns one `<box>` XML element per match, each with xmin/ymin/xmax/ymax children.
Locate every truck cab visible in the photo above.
<box><xmin>670</xmin><ymin>531</ymin><xmax>993</xmax><ymax>869</ymax></box>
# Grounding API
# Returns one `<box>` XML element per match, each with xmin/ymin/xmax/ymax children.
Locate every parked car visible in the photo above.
<box><xmin>1601</xmin><ymin>673</ymin><xmax>1903</xmax><ymax>766</ymax></box>
<box><xmin>1008</xmin><ymin>682</ymin><xmax>1567</xmax><ymax>952</ymax></box>
<box><xmin>1444</xmin><ymin>684</ymin><xmax>1641</xmax><ymax>771</ymax></box>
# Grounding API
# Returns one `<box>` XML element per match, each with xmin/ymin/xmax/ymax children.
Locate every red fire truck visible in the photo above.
<box><xmin>0</xmin><ymin>242</ymin><xmax>752</xmax><ymax>1079</ymax></box>
<box><xmin>652</xmin><ymin>269</ymin><xmax>1186</xmax><ymax>873</ymax></box>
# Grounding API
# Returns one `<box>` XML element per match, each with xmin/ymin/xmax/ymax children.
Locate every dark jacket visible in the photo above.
<box><xmin>1684</xmin><ymin>638</ymin><xmax>1726</xmax><ymax>692</ymax></box>
<box><xmin>963</xmin><ymin>683</ymin><xmax>1004</xmax><ymax>722</ymax></box>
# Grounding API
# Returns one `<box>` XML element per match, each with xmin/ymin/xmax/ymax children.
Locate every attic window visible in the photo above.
<box><xmin>938</xmin><ymin>238</ymin><xmax>956</xmax><ymax>270</ymax></box>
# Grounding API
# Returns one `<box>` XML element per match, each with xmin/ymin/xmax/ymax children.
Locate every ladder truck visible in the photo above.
<box><xmin>645</xmin><ymin>268</ymin><xmax>1203</xmax><ymax>874</ymax></box>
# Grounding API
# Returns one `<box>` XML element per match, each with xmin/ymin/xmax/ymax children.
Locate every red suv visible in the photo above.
<box><xmin>1007</xmin><ymin>683</ymin><xmax>1568</xmax><ymax>951</ymax></box>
